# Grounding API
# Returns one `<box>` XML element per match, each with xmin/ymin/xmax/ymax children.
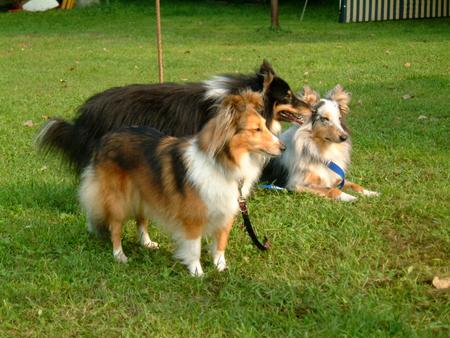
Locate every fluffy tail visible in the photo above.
<box><xmin>36</xmin><ymin>119</ymin><xmax>84</xmax><ymax>172</ymax></box>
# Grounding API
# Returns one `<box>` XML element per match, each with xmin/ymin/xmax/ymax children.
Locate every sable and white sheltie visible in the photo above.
<box><xmin>79</xmin><ymin>91</ymin><xmax>285</xmax><ymax>276</ymax></box>
<box><xmin>38</xmin><ymin>60</ymin><xmax>310</xmax><ymax>174</ymax></box>
<box><xmin>261</xmin><ymin>85</ymin><xmax>379</xmax><ymax>201</ymax></box>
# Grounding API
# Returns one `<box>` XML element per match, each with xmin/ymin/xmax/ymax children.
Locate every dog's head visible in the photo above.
<box><xmin>258</xmin><ymin>60</ymin><xmax>313</xmax><ymax>133</ymax></box>
<box><xmin>302</xmin><ymin>85</ymin><xmax>351</xmax><ymax>144</ymax></box>
<box><xmin>198</xmin><ymin>90</ymin><xmax>285</xmax><ymax>166</ymax></box>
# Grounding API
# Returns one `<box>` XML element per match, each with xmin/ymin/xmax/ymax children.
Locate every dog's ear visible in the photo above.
<box><xmin>326</xmin><ymin>85</ymin><xmax>351</xmax><ymax>114</ymax></box>
<box><xmin>300</xmin><ymin>86</ymin><xmax>321</xmax><ymax>106</ymax></box>
<box><xmin>259</xmin><ymin>59</ymin><xmax>276</xmax><ymax>76</ymax></box>
<box><xmin>259</xmin><ymin>60</ymin><xmax>275</xmax><ymax>93</ymax></box>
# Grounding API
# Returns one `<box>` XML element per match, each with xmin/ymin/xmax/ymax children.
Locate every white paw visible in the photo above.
<box><xmin>337</xmin><ymin>192</ymin><xmax>357</xmax><ymax>202</ymax></box>
<box><xmin>142</xmin><ymin>240</ymin><xmax>159</xmax><ymax>250</ymax></box>
<box><xmin>187</xmin><ymin>261</ymin><xmax>203</xmax><ymax>277</ymax></box>
<box><xmin>113</xmin><ymin>249</ymin><xmax>128</xmax><ymax>263</ymax></box>
<box><xmin>213</xmin><ymin>251</ymin><xmax>227</xmax><ymax>272</ymax></box>
<box><xmin>362</xmin><ymin>189</ymin><xmax>380</xmax><ymax>197</ymax></box>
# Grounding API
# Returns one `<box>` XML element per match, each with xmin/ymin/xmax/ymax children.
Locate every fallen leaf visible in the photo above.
<box><xmin>432</xmin><ymin>276</ymin><xmax>450</xmax><ymax>289</ymax></box>
<box><xmin>23</xmin><ymin>120</ymin><xmax>33</xmax><ymax>127</ymax></box>
<box><xmin>357</xmin><ymin>99</ymin><xmax>363</xmax><ymax>106</ymax></box>
<box><xmin>385</xmin><ymin>50</ymin><xmax>391</xmax><ymax>55</ymax></box>
<box><xmin>303</xmin><ymin>71</ymin><xmax>309</xmax><ymax>76</ymax></box>
<box><xmin>39</xmin><ymin>166</ymin><xmax>48</xmax><ymax>172</ymax></box>
<box><xmin>418</xmin><ymin>115</ymin><xmax>427</xmax><ymax>120</ymax></box>
<box><xmin>404</xmin><ymin>62</ymin><xmax>411</xmax><ymax>68</ymax></box>
<box><xmin>41</xmin><ymin>115</ymin><xmax>49</xmax><ymax>120</ymax></box>
<box><xmin>402</xmin><ymin>93</ymin><xmax>414</xmax><ymax>100</ymax></box>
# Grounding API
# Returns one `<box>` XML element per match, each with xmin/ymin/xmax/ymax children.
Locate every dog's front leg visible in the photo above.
<box><xmin>211</xmin><ymin>218</ymin><xmax>234</xmax><ymax>272</ymax></box>
<box><xmin>174</xmin><ymin>224</ymin><xmax>204</xmax><ymax>277</ymax></box>
<box><xmin>297</xmin><ymin>186</ymin><xmax>357</xmax><ymax>202</ymax></box>
<box><xmin>175</xmin><ymin>236</ymin><xmax>203</xmax><ymax>277</ymax></box>
<box><xmin>343</xmin><ymin>181</ymin><xmax>380</xmax><ymax>197</ymax></box>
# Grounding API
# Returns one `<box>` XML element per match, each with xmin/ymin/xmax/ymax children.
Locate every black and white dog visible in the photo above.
<box><xmin>37</xmin><ymin>60</ymin><xmax>311</xmax><ymax>174</ymax></box>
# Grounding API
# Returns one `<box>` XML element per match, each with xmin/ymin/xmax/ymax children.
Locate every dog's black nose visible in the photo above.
<box><xmin>280</xmin><ymin>142</ymin><xmax>286</xmax><ymax>152</ymax></box>
<box><xmin>339</xmin><ymin>134</ymin><xmax>348</xmax><ymax>142</ymax></box>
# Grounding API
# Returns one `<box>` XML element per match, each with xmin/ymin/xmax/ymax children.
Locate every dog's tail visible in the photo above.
<box><xmin>36</xmin><ymin>118</ymin><xmax>89</xmax><ymax>173</ymax></box>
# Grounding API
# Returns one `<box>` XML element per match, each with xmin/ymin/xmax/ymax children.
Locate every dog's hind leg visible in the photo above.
<box><xmin>110</xmin><ymin>220</ymin><xmax>128</xmax><ymax>263</ymax></box>
<box><xmin>343</xmin><ymin>181</ymin><xmax>380</xmax><ymax>197</ymax></box>
<box><xmin>136</xmin><ymin>216</ymin><xmax>159</xmax><ymax>250</ymax></box>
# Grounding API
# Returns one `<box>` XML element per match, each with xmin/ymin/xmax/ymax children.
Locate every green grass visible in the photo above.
<box><xmin>0</xmin><ymin>1</ymin><xmax>449</xmax><ymax>336</ymax></box>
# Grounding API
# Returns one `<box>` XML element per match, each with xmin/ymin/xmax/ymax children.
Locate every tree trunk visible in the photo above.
<box><xmin>271</xmin><ymin>0</ymin><xmax>280</xmax><ymax>29</ymax></box>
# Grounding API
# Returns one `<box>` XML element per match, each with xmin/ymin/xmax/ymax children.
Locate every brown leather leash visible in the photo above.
<box><xmin>238</xmin><ymin>181</ymin><xmax>270</xmax><ymax>251</ymax></box>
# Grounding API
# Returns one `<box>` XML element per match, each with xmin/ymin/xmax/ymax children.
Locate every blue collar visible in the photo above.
<box><xmin>326</xmin><ymin>161</ymin><xmax>345</xmax><ymax>189</ymax></box>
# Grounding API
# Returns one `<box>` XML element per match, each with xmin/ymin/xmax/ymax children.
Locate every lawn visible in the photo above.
<box><xmin>0</xmin><ymin>0</ymin><xmax>449</xmax><ymax>336</ymax></box>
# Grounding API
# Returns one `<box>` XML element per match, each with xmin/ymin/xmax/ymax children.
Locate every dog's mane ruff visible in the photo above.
<box><xmin>197</xmin><ymin>98</ymin><xmax>240</xmax><ymax>161</ymax></box>
<box><xmin>326</xmin><ymin>85</ymin><xmax>351</xmax><ymax>115</ymax></box>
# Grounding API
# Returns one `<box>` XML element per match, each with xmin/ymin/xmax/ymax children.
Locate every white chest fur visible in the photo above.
<box><xmin>184</xmin><ymin>142</ymin><xmax>262</xmax><ymax>234</ymax></box>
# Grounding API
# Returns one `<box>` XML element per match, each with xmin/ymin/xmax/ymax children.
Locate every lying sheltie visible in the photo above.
<box><xmin>38</xmin><ymin>60</ymin><xmax>310</xmax><ymax>174</ymax></box>
<box><xmin>79</xmin><ymin>91</ymin><xmax>285</xmax><ymax>276</ymax></box>
<box><xmin>261</xmin><ymin>85</ymin><xmax>379</xmax><ymax>201</ymax></box>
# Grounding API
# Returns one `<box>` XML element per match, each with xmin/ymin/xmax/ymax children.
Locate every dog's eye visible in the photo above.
<box><xmin>255</xmin><ymin>127</ymin><xmax>262</xmax><ymax>132</ymax></box>
<box><xmin>320</xmin><ymin>117</ymin><xmax>329</xmax><ymax>122</ymax></box>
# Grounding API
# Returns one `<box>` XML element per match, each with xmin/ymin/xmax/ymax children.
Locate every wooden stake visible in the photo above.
<box><xmin>270</xmin><ymin>0</ymin><xmax>280</xmax><ymax>29</ymax></box>
<box><xmin>155</xmin><ymin>0</ymin><xmax>164</xmax><ymax>83</ymax></box>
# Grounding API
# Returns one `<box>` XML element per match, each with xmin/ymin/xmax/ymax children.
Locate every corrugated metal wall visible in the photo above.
<box><xmin>339</xmin><ymin>0</ymin><xmax>450</xmax><ymax>22</ymax></box>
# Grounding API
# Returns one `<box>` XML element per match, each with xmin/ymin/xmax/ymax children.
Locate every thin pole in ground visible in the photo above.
<box><xmin>270</xmin><ymin>0</ymin><xmax>280</xmax><ymax>29</ymax></box>
<box><xmin>155</xmin><ymin>0</ymin><xmax>164</xmax><ymax>83</ymax></box>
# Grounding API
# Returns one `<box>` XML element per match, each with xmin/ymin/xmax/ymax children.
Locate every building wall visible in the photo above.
<box><xmin>339</xmin><ymin>0</ymin><xmax>449</xmax><ymax>22</ymax></box>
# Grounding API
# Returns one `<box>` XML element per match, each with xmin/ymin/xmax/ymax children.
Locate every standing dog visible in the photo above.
<box><xmin>261</xmin><ymin>85</ymin><xmax>379</xmax><ymax>201</ymax></box>
<box><xmin>79</xmin><ymin>91</ymin><xmax>285</xmax><ymax>275</ymax></box>
<box><xmin>38</xmin><ymin>60</ymin><xmax>310</xmax><ymax>174</ymax></box>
